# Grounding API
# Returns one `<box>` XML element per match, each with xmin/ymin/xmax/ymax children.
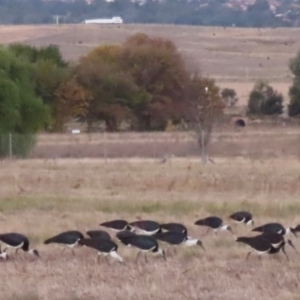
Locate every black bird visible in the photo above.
<box><xmin>236</xmin><ymin>236</ymin><xmax>272</xmax><ymax>260</ymax></box>
<box><xmin>252</xmin><ymin>223</ymin><xmax>296</xmax><ymax>237</ymax></box>
<box><xmin>128</xmin><ymin>220</ymin><xmax>161</xmax><ymax>235</ymax></box>
<box><xmin>229</xmin><ymin>211</ymin><xmax>254</xmax><ymax>226</ymax></box>
<box><xmin>0</xmin><ymin>233</ymin><xmax>39</xmax><ymax>257</ymax></box>
<box><xmin>44</xmin><ymin>230</ymin><xmax>84</xmax><ymax>255</ymax></box>
<box><xmin>160</xmin><ymin>223</ymin><xmax>188</xmax><ymax>235</ymax></box>
<box><xmin>78</xmin><ymin>238</ymin><xmax>124</xmax><ymax>264</ymax></box>
<box><xmin>194</xmin><ymin>216</ymin><xmax>233</xmax><ymax>234</ymax></box>
<box><xmin>116</xmin><ymin>230</ymin><xmax>137</xmax><ymax>245</ymax></box>
<box><xmin>119</xmin><ymin>235</ymin><xmax>166</xmax><ymax>263</ymax></box>
<box><xmin>86</xmin><ymin>230</ymin><xmax>111</xmax><ymax>240</ymax></box>
<box><xmin>256</xmin><ymin>233</ymin><xmax>297</xmax><ymax>259</ymax></box>
<box><xmin>154</xmin><ymin>231</ymin><xmax>205</xmax><ymax>254</ymax></box>
<box><xmin>100</xmin><ymin>220</ymin><xmax>130</xmax><ymax>232</ymax></box>
<box><xmin>236</xmin><ymin>234</ymin><xmax>296</xmax><ymax>261</ymax></box>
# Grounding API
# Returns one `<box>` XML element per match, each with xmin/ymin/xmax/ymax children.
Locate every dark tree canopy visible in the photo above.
<box><xmin>247</xmin><ymin>80</ymin><xmax>283</xmax><ymax>116</ymax></box>
<box><xmin>0</xmin><ymin>47</ymin><xmax>50</xmax><ymax>134</ymax></box>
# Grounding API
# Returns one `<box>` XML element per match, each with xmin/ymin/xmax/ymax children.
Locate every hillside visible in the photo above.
<box><xmin>1</xmin><ymin>24</ymin><xmax>299</xmax><ymax>104</ymax></box>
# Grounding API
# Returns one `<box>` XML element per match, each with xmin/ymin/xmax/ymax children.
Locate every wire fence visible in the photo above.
<box><xmin>0</xmin><ymin>133</ymin><xmax>36</xmax><ymax>158</ymax></box>
<box><xmin>1</xmin><ymin>128</ymin><xmax>300</xmax><ymax>160</ymax></box>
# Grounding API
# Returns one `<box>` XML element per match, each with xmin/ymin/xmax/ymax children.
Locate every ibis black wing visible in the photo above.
<box><xmin>194</xmin><ymin>216</ymin><xmax>223</xmax><ymax>228</ymax></box>
<box><xmin>116</xmin><ymin>231</ymin><xmax>136</xmax><ymax>244</ymax></box>
<box><xmin>236</xmin><ymin>236</ymin><xmax>272</xmax><ymax>252</ymax></box>
<box><xmin>44</xmin><ymin>231</ymin><xmax>84</xmax><ymax>245</ymax></box>
<box><xmin>86</xmin><ymin>230</ymin><xmax>111</xmax><ymax>240</ymax></box>
<box><xmin>129</xmin><ymin>220</ymin><xmax>160</xmax><ymax>232</ymax></box>
<box><xmin>255</xmin><ymin>233</ymin><xmax>284</xmax><ymax>247</ymax></box>
<box><xmin>100</xmin><ymin>220</ymin><xmax>128</xmax><ymax>231</ymax></box>
<box><xmin>252</xmin><ymin>223</ymin><xmax>285</xmax><ymax>234</ymax></box>
<box><xmin>0</xmin><ymin>233</ymin><xmax>29</xmax><ymax>249</ymax></box>
<box><xmin>122</xmin><ymin>235</ymin><xmax>158</xmax><ymax>251</ymax></box>
<box><xmin>229</xmin><ymin>211</ymin><xmax>252</xmax><ymax>222</ymax></box>
<box><xmin>160</xmin><ymin>223</ymin><xmax>187</xmax><ymax>234</ymax></box>
<box><xmin>154</xmin><ymin>232</ymin><xmax>186</xmax><ymax>245</ymax></box>
<box><xmin>79</xmin><ymin>238</ymin><xmax>118</xmax><ymax>253</ymax></box>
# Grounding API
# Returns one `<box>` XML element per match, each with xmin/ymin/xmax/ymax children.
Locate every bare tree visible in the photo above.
<box><xmin>182</xmin><ymin>75</ymin><xmax>224</xmax><ymax>164</ymax></box>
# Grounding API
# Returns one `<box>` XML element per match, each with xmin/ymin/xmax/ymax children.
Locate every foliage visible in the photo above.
<box><xmin>75</xmin><ymin>44</ymin><xmax>150</xmax><ymax>131</ymax></box>
<box><xmin>0</xmin><ymin>47</ymin><xmax>50</xmax><ymax>134</ymax></box>
<box><xmin>9</xmin><ymin>43</ymin><xmax>70</xmax><ymax>127</ymax></box>
<box><xmin>247</xmin><ymin>80</ymin><xmax>284</xmax><ymax>116</ymax></box>
<box><xmin>221</xmin><ymin>88</ymin><xmax>238</xmax><ymax>107</ymax></box>
<box><xmin>0</xmin><ymin>46</ymin><xmax>51</xmax><ymax>157</ymax></box>
<box><xmin>53</xmin><ymin>78</ymin><xmax>92</xmax><ymax>131</ymax></box>
<box><xmin>288</xmin><ymin>51</ymin><xmax>300</xmax><ymax>116</ymax></box>
<box><xmin>121</xmin><ymin>33</ymin><xmax>189</xmax><ymax>130</ymax></box>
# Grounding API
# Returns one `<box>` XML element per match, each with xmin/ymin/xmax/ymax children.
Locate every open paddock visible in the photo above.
<box><xmin>1</xmin><ymin>156</ymin><xmax>300</xmax><ymax>299</ymax></box>
<box><xmin>32</xmin><ymin>125</ymin><xmax>300</xmax><ymax>159</ymax></box>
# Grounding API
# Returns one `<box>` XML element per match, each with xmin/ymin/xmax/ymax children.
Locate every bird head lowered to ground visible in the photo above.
<box><xmin>221</xmin><ymin>225</ymin><xmax>233</xmax><ymax>234</ymax></box>
<box><xmin>287</xmin><ymin>239</ymin><xmax>298</xmax><ymax>253</ymax></box>
<box><xmin>196</xmin><ymin>240</ymin><xmax>206</xmax><ymax>252</ymax></box>
<box><xmin>155</xmin><ymin>248</ymin><xmax>166</xmax><ymax>261</ymax></box>
<box><xmin>285</xmin><ymin>227</ymin><xmax>297</xmax><ymax>238</ymax></box>
<box><xmin>28</xmin><ymin>249</ymin><xmax>40</xmax><ymax>258</ymax></box>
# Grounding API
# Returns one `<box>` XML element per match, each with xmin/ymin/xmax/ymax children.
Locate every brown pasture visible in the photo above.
<box><xmin>1</xmin><ymin>24</ymin><xmax>299</xmax><ymax>105</ymax></box>
<box><xmin>1</xmin><ymin>155</ymin><xmax>300</xmax><ymax>299</ymax></box>
<box><xmin>0</xmin><ymin>127</ymin><xmax>300</xmax><ymax>299</ymax></box>
<box><xmin>1</xmin><ymin>24</ymin><xmax>300</xmax><ymax>299</ymax></box>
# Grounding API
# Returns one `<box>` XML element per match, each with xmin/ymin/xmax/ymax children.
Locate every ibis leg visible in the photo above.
<box><xmin>281</xmin><ymin>246</ymin><xmax>289</xmax><ymax>261</ymax></box>
<box><xmin>72</xmin><ymin>249</ymin><xmax>75</xmax><ymax>256</ymax></box>
<box><xmin>105</xmin><ymin>256</ymin><xmax>110</xmax><ymax>265</ymax></box>
<box><xmin>144</xmin><ymin>253</ymin><xmax>148</xmax><ymax>263</ymax></box>
<box><xmin>246</xmin><ymin>251</ymin><xmax>252</xmax><ymax>261</ymax></box>
<box><xmin>136</xmin><ymin>251</ymin><xmax>141</xmax><ymax>263</ymax></box>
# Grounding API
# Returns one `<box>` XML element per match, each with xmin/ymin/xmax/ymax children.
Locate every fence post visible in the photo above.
<box><xmin>9</xmin><ymin>133</ymin><xmax>12</xmax><ymax>158</ymax></box>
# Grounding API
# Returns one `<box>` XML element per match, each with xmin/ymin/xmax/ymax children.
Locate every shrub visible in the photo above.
<box><xmin>221</xmin><ymin>88</ymin><xmax>238</xmax><ymax>107</ymax></box>
<box><xmin>247</xmin><ymin>80</ymin><xmax>283</xmax><ymax>116</ymax></box>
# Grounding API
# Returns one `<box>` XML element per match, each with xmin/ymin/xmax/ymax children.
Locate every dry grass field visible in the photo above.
<box><xmin>1</xmin><ymin>24</ymin><xmax>300</xmax><ymax>299</ymax></box>
<box><xmin>1</xmin><ymin>24</ymin><xmax>300</xmax><ymax>105</ymax></box>
<box><xmin>32</xmin><ymin>125</ymin><xmax>300</xmax><ymax>159</ymax></box>
<box><xmin>1</xmin><ymin>155</ymin><xmax>300</xmax><ymax>299</ymax></box>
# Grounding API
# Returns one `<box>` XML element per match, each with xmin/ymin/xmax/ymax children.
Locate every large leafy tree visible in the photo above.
<box><xmin>247</xmin><ymin>80</ymin><xmax>283</xmax><ymax>116</ymax></box>
<box><xmin>9</xmin><ymin>44</ymin><xmax>69</xmax><ymax>127</ymax></box>
<box><xmin>0</xmin><ymin>47</ymin><xmax>50</xmax><ymax>134</ymax></box>
<box><xmin>121</xmin><ymin>33</ymin><xmax>189</xmax><ymax>130</ymax></box>
<box><xmin>53</xmin><ymin>78</ymin><xmax>91</xmax><ymax>131</ymax></box>
<box><xmin>74</xmin><ymin>45</ymin><xmax>150</xmax><ymax>131</ymax></box>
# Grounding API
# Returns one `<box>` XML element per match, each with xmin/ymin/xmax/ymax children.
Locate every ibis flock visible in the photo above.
<box><xmin>0</xmin><ymin>211</ymin><xmax>299</xmax><ymax>264</ymax></box>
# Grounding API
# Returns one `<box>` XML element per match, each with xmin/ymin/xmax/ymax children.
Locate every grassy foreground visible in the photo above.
<box><xmin>0</xmin><ymin>157</ymin><xmax>300</xmax><ymax>299</ymax></box>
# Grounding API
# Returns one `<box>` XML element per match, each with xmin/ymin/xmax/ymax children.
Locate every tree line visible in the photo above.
<box><xmin>2</xmin><ymin>33</ymin><xmax>300</xmax><ymax>160</ymax></box>
<box><xmin>0</xmin><ymin>34</ymin><xmax>223</xmax><ymax>134</ymax></box>
<box><xmin>0</xmin><ymin>0</ymin><xmax>299</xmax><ymax>27</ymax></box>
